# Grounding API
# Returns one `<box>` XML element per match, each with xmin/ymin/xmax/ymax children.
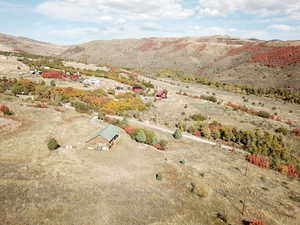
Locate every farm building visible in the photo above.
<box><xmin>155</xmin><ymin>90</ymin><xmax>167</xmax><ymax>98</ymax></box>
<box><xmin>83</xmin><ymin>78</ymin><xmax>101</xmax><ymax>86</ymax></box>
<box><xmin>132</xmin><ymin>86</ymin><xmax>144</xmax><ymax>92</ymax></box>
<box><xmin>42</xmin><ymin>71</ymin><xmax>65</xmax><ymax>79</ymax></box>
<box><xmin>87</xmin><ymin>125</ymin><xmax>121</xmax><ymax>151</ymax></box>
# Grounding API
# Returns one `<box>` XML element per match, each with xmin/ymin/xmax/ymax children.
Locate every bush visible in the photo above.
<box><xmin>107</xmin><ymin>88</ymin><xmax>115</xmax><ymax>95</ymax></box>
<box><xmin>257</xmin><ymin>111</ymin><xmax>271</xmax><ymax>118</ymax></box>
<box><xmin>50</xmin><ymin>80</ymin><xmax>56</xmax><ymax>87</ymax></box>
<box><xmin>71</xmin><ymin>101</ymin><xmax>90</xmax><ymax>113</ymax></box>
<box><xmin>142</xmin><ymin>129</ymin><xmax>157</xmax><ymax>145</ymax></box>
<box><xmin>124</xmin><ymin>126</ymin><xmax>136</xmax><ymax>135</ymax></box>
<box><xmin>249</xmin><ymin>220</ymin><xmax>265</xmax><ymax>225</ymax></box>
<box><xmin>275</xmin><ymin>127</ymin><xmax>289</xmax><ymax>136</ymax></box>
<box><xmin>159</xmin><ymin>139</ymin><xmax>168</xmax><ymax>148</ymax></box>
<box><xmin>292</xmin><ymin>128</ymin><xmax>300</xmax><ymax>137</ymax></box>
<box><xmin>247</xmin><ymin>154</ymin><xmax>269</xmax><ymax>168</ymax></box>
<box><xmin>97</xmin><ymin>111</ymin><xmax>105</xmax><ymax>120</ymax></box>
<box><xmin>210</xmin><ymin>129</ymin><xmax>221</xmax><ymax>140</ymax></box>
<box><xmin>119</xmin><ymin>118</ymin><xmax>129</xmax><ymax>128</ymax></box>
<box><xmin>200</xmin><ymin>126</ymin><xmax>210</xmax><ymax>137</ymax></box>
<box><xmin>12</xmin><ymin>84</ymin><xmax>30</xmax><ymax>95</ymax></box>
<box><xmin>190</xmin><ymin>113</ymin><xmax>206</xmax><ymax>121</ymax></box>
<box><xmin>200</xmin><ymin>95</ymin><xmax>217</xmax><ymax>103</ymax></box>
<box><xmin>48</xmin><ymin>138</ymin><xmax>59</xmax><ymax>150</ymax></box>
<box><xmin>176</xmin><ymin>120</ymin><xmax>186</xmax><ymax>131</ymax></box>
<box><xmin>134</xmin><ymin>129</ymin><xmax>147</xmax><ymax>143</ymax></box>
<box><xmin>0</xmin><ymin>105</ymin><xmax>13</xmax><ymax>115</ymax></box>
<box><xmin>173</xmin><ymin>129</ymin><xmax>182</xmax><ymax>139</ymax></box>
<box><xmin>190</xmin><ymin>182</ymin><xmax>210</xmax><ymax>198</ymax></box>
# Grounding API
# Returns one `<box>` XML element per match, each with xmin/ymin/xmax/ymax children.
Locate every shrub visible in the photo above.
<box><xmin>107</xmin><ymin>88</ymin><xmax>115</xmax><ymax>95</ymax></box>
<box><xmin>200</xmin><ymin>126</ymin><xmax>211</xmax><ymax>137</ymax></box>
<box><xmin>12</xmin><ymin>84</ymin><xmax>30</xmax><ymax>95</ymax></box>
<box><xmin>0</xmin><ymin>105</ymin><xmax>13</xmax><ymax>115</ymax></box>
<box><xmin>176</xmin><ymin>120</ymin><xmax>186</xmax><ymax>131</ymax></box>
<box><xmin>151</xmin><ymin>135</ymin><xmax>158</xmax><ymax>145</ymax></box>
<box><xmin>220</xmin><ymin>127</ymin><xmax>234</xmax><ymax>142</ymax></box>
<box><xmin>257</xmin><ymin>111</ymin><xmax>271</xmax><ymax>118</ymax></box>
<box><xmin>194</xmin><ymin>130</ymin><xmax>201</xmax><ymax>137</ymax></box>
<box><xmin>50</xmin><ymin>80</ymin><xmax>56</xmax><ymax>87</ymax></box>
<box><xmin>247</xmin><ymin>154</ymin><xmax>269</xmax><ymax>168</ymax></box>
<box><xmin>200</xmin><ymin>95</ymin><xmax>217</xmax><ymax>103</ymax></box>
<box><xmin>249</xmin><ymin>220</ymin><xmax>265</xmax><ymax>225</ymax></box>
<box><xmin>190</xmin><ymin>182</ymin><xmax>210</xmax><ymax>198</ymax></box>
<box><xmin>159</xmin><ymin>139</ymin><xmax>168</xmax><ymax>149</ymax></box>
<box><xmin>190</xmin><ymin>113</ymin><xmax>206</xmax><ymax>121</ymax></box>
<box><xmin>97</xmin><ymin>111</ymin><xmax>105</xmax><ymax>120</ymax></box>
<box><xmin>71</xmin><ymin>101</ymin><xmax>90</xmax><ymax>113</ymax></box>
<box><xmin>173</xmin><ymin>129</ymin><xmax>182</xmax><ymax>139</ymax></box>
<box><xmin>124</xmin><ymin>126</ymin><xmax>136</xmax><ymax>135</ymax></box>
<box><xmin>210</xmin><ymin>129</ymin><xmax>221</xmax><ymax>140</ymax></box>
<box><xmin>48</xmin><ymin>138</ymin><xmax>59</xmax><ymax>150</ymax></box>
<box><xmin>143</xmin><ymin>129</ymin><xmax>157</xmax><ymax>145</ymax></box>
<box><xmin>156</xmin><ymin>173</ymin><xmax>163</xmax><ymax>181</ymax></box>
<box><xmin>134</xmin><ymin>129</ymin><xmax>147</xmax><ymax>143</ymax></box>
<box><xmin>275</xmin><ymin>127</ymin><xmax>289</xmax><ymax>136</ymax></box>
<box><xmin>292</xmin><ymin>128</ymin><xmax>300</xmax><ymax>137</ymax></box>
<box><xmin>279</xmin><ymin>165</ymin><xmax>299</xmax><ymax>178</ymax></box>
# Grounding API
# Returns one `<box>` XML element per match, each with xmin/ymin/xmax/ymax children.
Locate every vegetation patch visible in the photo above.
<box><xmin>48</xmin><ymin>138</ymin><xmax>59</xmax><ymax>150</ymax></box>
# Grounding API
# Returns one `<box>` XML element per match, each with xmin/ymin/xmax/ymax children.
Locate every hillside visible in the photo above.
<box><xmin>61</xmin><ymin>36</ymin><xmax>253</xmax><ymax>73</ymax></box>
<box><xmin>0</xmin><ymin>33</ymin><xmax>299</xmax><ymax>88</ymax></box>
<box><xmin>0</xmin><ymin>33</ymin><xmax>68</xmax><ymax>56</ymax></box>
<box><xmin>60</xmin><ymin>36</ymin><xmax>300</xmax><ymax>89</ymax></box>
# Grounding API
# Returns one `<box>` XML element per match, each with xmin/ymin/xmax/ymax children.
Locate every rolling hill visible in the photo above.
<box><xmin>0</xmin><ymin>33</ymin><xmax>299</xmax><ymax>89</ymax></box>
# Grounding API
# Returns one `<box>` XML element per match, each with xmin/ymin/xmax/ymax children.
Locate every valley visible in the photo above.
<box><xmin>0</xmin><ymin>34</ymin><xmax>299</xmax><ymax>225</ymax></box>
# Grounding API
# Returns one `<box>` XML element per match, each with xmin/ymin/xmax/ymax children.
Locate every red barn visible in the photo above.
<box><xmin>155</xmin><ymin>90</ymin><xmax>167</xmax><ymax>98</ymax></box>
<box><xmin>42</xmin><ymin>71</ymin><xmax>64</xmax><ymax>79</ymax></box>
<box><xmin>132</xmin><ymin>86</ymin><xmax>144</xmax><ymax>92</ymax></box>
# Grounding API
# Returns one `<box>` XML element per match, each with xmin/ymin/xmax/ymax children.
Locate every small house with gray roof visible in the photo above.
<box><xmin>87</xmin><ymin>125</ymin><xmax>121</xmax><ymax>151</ymax></box>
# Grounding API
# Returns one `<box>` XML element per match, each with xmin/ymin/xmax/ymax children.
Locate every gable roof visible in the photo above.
<box><xmin>97</xmin><ymin>125</ymin><xmax>121</xmax><ymax>142</ymax></box>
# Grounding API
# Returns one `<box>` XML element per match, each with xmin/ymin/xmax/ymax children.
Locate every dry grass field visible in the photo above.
<box><xmin>0</xmin><ymin>94</ymin><xmax>299</xmax><ymax>225</ymax></box>
<box><xmin>0</xmin><ymin>53</ymin><xmax>299</xmax><ymax>225</ymax></box>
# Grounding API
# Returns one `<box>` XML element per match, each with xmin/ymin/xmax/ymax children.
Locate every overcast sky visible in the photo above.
<box><xmin>1</xmin><ymin>0</ymin><xmax>300</xmax><ymax>45</ymax></box>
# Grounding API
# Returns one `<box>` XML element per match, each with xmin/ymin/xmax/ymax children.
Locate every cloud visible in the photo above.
<box><xmin>189</xmin><ymin>25</ymin><xmax>269</xmax><ymax>40</ymax></box>
<box><xmin>269</xmin><ymin>24</ymin><xmax>293</xmax><ymax>31</ymax></box>
<box><xmin>269</xmin><ymin>24</ymin><xmax>300</xmax><ymax>31</ymax></box>
<box><xmin>36</xmin><ymin>0</ymin><xmax>194</xmax><ymax>24</ymax></box>
<box><xmin>198</xmin><ymin>0</ymin><xmax>300</xmax><ymax>20</ymax></box>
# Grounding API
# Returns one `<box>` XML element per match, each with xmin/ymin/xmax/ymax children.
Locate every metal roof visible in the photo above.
<box><xmin>97</xmin><ymin>125</ymin><xmax>121</xmax><ymax>142</ymax></box>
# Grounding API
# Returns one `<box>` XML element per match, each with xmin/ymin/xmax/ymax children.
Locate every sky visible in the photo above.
<box><xmin>0</xmin><ymin>0</ymin><xmax>300</xmax><ymax>45</ymax></box>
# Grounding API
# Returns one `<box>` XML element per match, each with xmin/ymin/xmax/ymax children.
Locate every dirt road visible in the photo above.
<box><xmin>106</xmin><ymin>115</ymin><xmax>247</xmax><ymax>154</ymax></box>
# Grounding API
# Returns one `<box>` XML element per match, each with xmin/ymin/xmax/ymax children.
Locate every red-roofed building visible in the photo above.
<box><xmin>42</xmin><ymin>71</ymin><xmax>65</xmax><ymax>79</ymax></box>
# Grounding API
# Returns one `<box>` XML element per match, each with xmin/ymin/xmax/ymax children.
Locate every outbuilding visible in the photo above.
<box><xmin>86</xmin><ymin>125</ymin><xmax>121</xmax><ymax>151</ymax></box>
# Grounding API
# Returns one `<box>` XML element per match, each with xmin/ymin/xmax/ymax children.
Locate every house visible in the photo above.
<box><xmin>155</xmin><ymin>90</ymin><xmax>168</xmax><ymax>101</ymax></box>
<box><xmin>132</xmin><ymin>86</ymin><xmax>144</xmax><ymax>92</ymax></box>
<box><xmin>155</xmin><ymin>90</ymin><xmax>167</xmax><ymax>98</ymax></box>
<box><xmin>86</xmin><ymin>125</ymin><xmax>121</xmax><ymax>151</ymax></box>
<box><xmin>83</xmin><ymin>77</ymin><xmax>101</xmax><ymax>86</ymax></box>
<box><xmin>42</xmin><ymin>71</ymin><xmax>65</xmax><ymax>79</ymax></box>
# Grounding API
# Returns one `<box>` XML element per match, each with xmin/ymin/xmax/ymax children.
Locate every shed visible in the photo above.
<box><xmin>132</xmin><ymin>86</ymin><xmax>144</xmax><ymax>92</ymax></box>
<box><xmin>87</xmin><ymin>125</ymin><xmax>121</xmax><ymax>150</ymax></box>
<box><xmin>155</xmin><ymin>90</ymin><xmax>167</xmax><ymax>98</ymax></box>
<box><xmin>98</xmin><ymin>125</ymin><xmax>121</xmax><ymax>143</ymax></box>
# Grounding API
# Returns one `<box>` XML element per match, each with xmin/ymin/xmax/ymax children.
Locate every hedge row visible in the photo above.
<box><xmin>186</xmin><ymin>120</ymin><xmax>300</xmax><ymax>176</ymax></box>
<box><xmin>0</xmin><ymin>78</ymin><xmax>148</xmax><ymax>115</ymax></box>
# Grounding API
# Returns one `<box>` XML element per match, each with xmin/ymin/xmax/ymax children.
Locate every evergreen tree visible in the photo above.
<box><xmin>173</xmin><ymin>129</ymin><xmax>182</xmax><ymax>139</ymax></box>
